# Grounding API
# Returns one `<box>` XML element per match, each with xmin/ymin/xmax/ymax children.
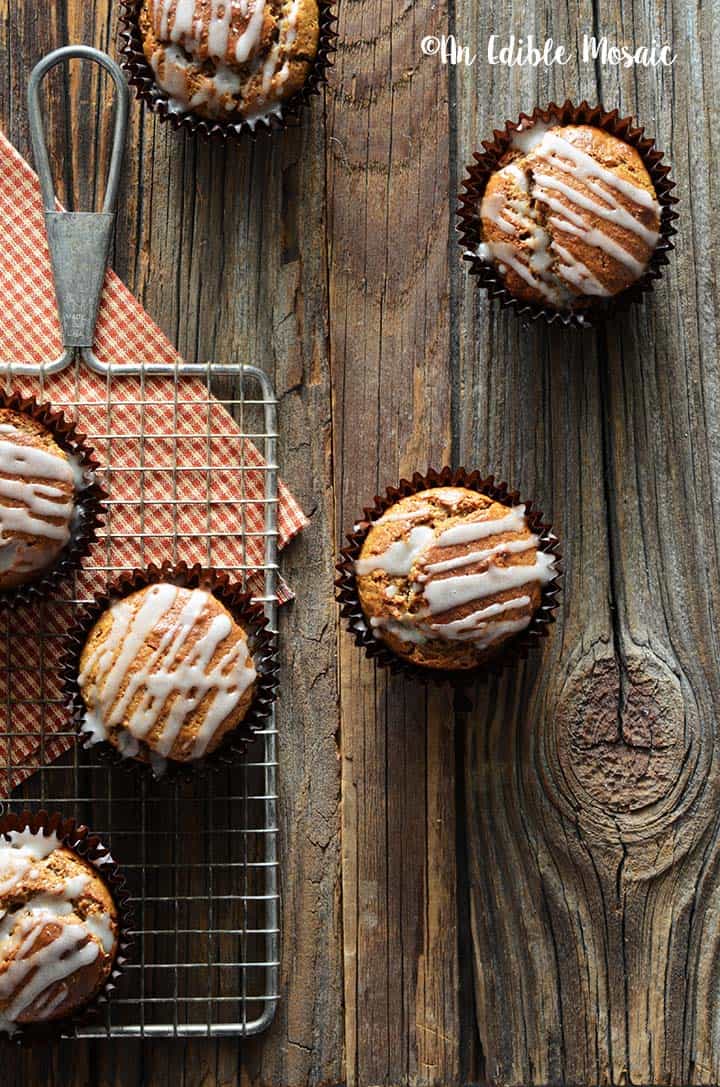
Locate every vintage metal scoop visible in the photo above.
<box><xmin>1</xmin><ymin>44</ymin><xmax>241</xmax><ymax>379</ymax></box>
<box><xmin>5</xmin><ymin>44</ymin><xmax>129</xmax><ymax>376</ymax></box>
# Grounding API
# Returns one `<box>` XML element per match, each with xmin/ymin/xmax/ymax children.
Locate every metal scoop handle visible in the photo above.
<box><xmin>29</xmin><ymin>46</ymin><xmax>128</xmax><ymax>357</ymax></box>
<box><xmin>1</xmin><ymin>44</ymin><xmax>244</xmax><ymax>380</ymax></box>
<box><xmin>29</xmin><ymin>45</ymin><xmax>128</xmax><ymax>215</ymax></box>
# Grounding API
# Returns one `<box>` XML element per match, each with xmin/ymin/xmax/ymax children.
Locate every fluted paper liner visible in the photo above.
<box><xmin>63</xmin><ymin>561</ymin><xmax>278</xmax><ymax>782</ymax></box>
<box><xmin>0</xmin><ymin>389</ymin><xmax>106</xmax><ymax>611</ymax></box>
<box><xmin>335</xmin><ymin>467</ymin><xmax>562</xmax><ymax>685</ymax></box>
<box><xmin>118</xmin><ymin>0</ymin><xmax>337</xmax><ymax>142</ymax></box>
<box><xmin>457</xmin><ymin>101</ymin><xmax>678</xmax><ymax>328</ymax></box>
<box><xmin>0</xmin><ymin>807</ymin><xmax>132</xmax><ymax>1042</ymax></box>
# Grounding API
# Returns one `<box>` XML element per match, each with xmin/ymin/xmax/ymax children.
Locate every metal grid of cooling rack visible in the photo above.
<box><xmin>0</xmin><ymin>359</ymin><xmax>281</xmax><ymax>1037</ymax></box>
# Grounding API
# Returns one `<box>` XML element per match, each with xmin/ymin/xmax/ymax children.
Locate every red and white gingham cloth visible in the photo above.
<box><xmin>0</xmin><ymin>130</ymin><xmax>307</xmax><ymax>794</ymax></box>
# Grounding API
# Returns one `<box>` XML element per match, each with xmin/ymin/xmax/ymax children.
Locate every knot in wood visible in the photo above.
<box><xmin>554</xmin><ymin>652</ymin><xmax>684</xmax><ymax>816</ymax></box>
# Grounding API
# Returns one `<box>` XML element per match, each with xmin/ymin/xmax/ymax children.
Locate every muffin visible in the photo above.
<box><xmin>0</xmin><ymin>828</ymin><xmax>119</xmax><ymax>1031</ymax></box>
<box><xmin>139</xmin><ymin>0</ymin><xmax>320</xmax><ymax>124</ymax></box>
<box><xmin>78</xmin><ymin>582</ymin><xmax>259</xmax><ymax>765</ymax></box>
<box><xmin>0</xmin><ymin>409</ymin><xmax>79</xmax><ymax>589</ymax></box>
<box><xmin>354</xmin><ymin>486</ymin><xmax>557</xmax><ymax>671</ymax></box>
<box><xmin>474</xmin><ymin>122</ymin><xmax>661</xmax><ymax>312</ymax></box>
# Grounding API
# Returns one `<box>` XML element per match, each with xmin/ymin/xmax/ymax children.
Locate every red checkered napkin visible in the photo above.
<box><xmin>0</xmin><ymin>130</ymin><xmax>307</xmax><ymax>794</ymax></box>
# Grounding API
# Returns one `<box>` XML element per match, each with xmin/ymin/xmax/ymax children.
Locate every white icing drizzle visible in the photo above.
<box><xmin>152</xmin><ymin>41</ymin><xmax>244</xmax><ymax>119</ymax></box>
<box><xmin>548</xmin><ymin>215</ymin><xmax>645</xmax><ymax>276</ymax></box>
<box><xmin>158</xmin><ymin>0</ymin><xmax>173</xmax><ymax>38</ymax></box>
<box><xmin>355</xmin><ymin>526</ymin><xmax>435</xmax><ymax>577</ymax></box>
<box><xmin>466</xmin><ymin>617</ymin><xmax>532</xmax><ymax>649</ymax></box>
<box><xmin>84</xmin><ymin>913</ymin><xmax>115</xmax><ymax>955</ymax></box>
<box><xmin>421</xmin><ymin>535</ymin><xmax>537</xmax><ymax>577</ymax></box>
<box><xmin>480</xmin><ymin>186</ymin><xmax>574</xmax><ymax>306</ymax></box>
<box><xmin>375</xmin><ymin>505</ymin><xmax>434</xmax><ymax>525</ymax></box>
<box><xmin>436</xmin><ymin>505</ymin><xmax>527</xmax><ymax>547</ymax></box>
<box><xmin>116</xmin><ymin>729</ymin><xmax>140</xmax><ymax>759</ymax></box>
<box><xmin>551</xmin><ymin>241</ymin><xmax>612</xmax><ymax>298</ymax></box>
<box><xmin>434</xmin><ymin>489</ymin><xmax>468</xmax><ymax>507</ymax></box>
<box><xmin>4</xmin><ymin>830</ymin><xmax>62</xmax><ymax>860</ymax></box>
<box><xmin>62</xmin><ymin>875</ymin><xmax>89</xmax><ymax>899</ymax></box>
<box><xmin>0</xmin><ymin>857</ymin><xmax>29</xmax><ymax>897</ymax></box>
<box><xmin>429</xmin><ymin>595</ymin><xmax>532</xmax><ymax>640</ymax></box>
<box><xmin>81</xmin><ymin>709</ymin><xmax>106</xmax><ymax>748</ymax></box>
<box><xmin>151</xmin><ymin>44</ymin><xmax>193</xmax><ymax>104</ymax></box>
<box><xmin>358</xmin><ymin>500</ymin><xmax>557</xmax><ymax>651</ymax></box>
<box><xmin>208</xmin><ymin>0</ymin><xmax>232</xmax><ymax>57</ymax></box>
<box><xmin>33</xmin><ymin>984</ymin><xmax>68</xmax><ymax>1019</ymax></box>
<box><xmin>423</xmin><ymin>551</ymin><xmax>556</xmax><ymax>616</ymax></box>
<box><xmin>533</xmin><ymin>170</ymin><xmax>659</xmax><ymax>246</ymax></box>
<box><xmin>0</xmin><ymin>831</ymin><xmax>65</xmax><ymax>904</ymax></box>
<box><xmin>150</xmin><ymin>0</ymin><xmax>296</xmax><ymax>124</ymax></box>
<box><xmin>0</xmin><ymin>430</ymin><xmax>75</xmax><ymax>571</ymax></box>
<box><xmin>171</xmin><ymin>0</ymin><xmax>196</xmax><ymax>40</ymax></box>
<box><xmin>481</xmin><ymin>126</ymin><xmax>660</xmax><ymax>302</ymax></box>
<box><xmin>0</xmin><ymin>912</ymin><xmax>100</xmax><ymax>1023</ymax></box>
<box><xmin>0</xmin><ymin>832</ymin><xmax>115</xmax><ymax>1030</ymax></box>
<box><xmin>539</xmin><ymin>130</ymin><xmax>658</xmax><ymax>210</ymax></box>
<box><xmin>479</xmin><ymin>240</ymin><xmax>563</xmax><ymax>303</ymax></box>
<box><xmin>235</xmin><ymin>0</ymin><xmax>266</xmax><ymax>63</ymax></box>
<box><xmin>0</xmin><ymin>835</ymin><xmax>65</xmax><ymax>913</ymax></box>
<box><xmin>511</xmin><ymin>119</ymin><xmax>551</xmax><ymax>153</ymax></box>
<box><xmin>79</xmin><ymin>585</ymin><xmax>257</xmax><ymax>761</ymax></box>
<box><xmin>211</xmin><ymin>63</ymin><xmax>243</xmax><ymax>102</ymax></box>
<box><xmin>262</xmin><ymin>0</ymin><xmax>301</xmax><ymax>91</ymax></box>
<box><xmin>535</xmin><ymin>135</ymin><xmax>661</xmax><ymax>270</ymax></box>
<box><xmin>262</xmin><ymin>43</ymin><xmax>282</xmax><ymax>95</ymax></box>
<box><xmin>370</xmin><ymin>616</ymin><xmax>429</xmax><ymax>644</ymax></box>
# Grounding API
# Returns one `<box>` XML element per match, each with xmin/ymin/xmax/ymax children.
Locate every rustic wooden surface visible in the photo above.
<box><xmin>0</xmin><ymin>0</ymin><xmax>718</xmax><ymax>1083</ymax></box>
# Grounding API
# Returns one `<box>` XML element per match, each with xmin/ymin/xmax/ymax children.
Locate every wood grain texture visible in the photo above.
<box><xmin>1</xmin><ymin>0</ymin><xmax>719</xmax><ymax>1083</ymax></box>
<box><xmin>327</xmin><ymin>0</ymin><xmax>463</xmax><ymax>1082</ymax></box>
<box><xmin>453</xmin><ymin>0</ymin><xmax>720</xmax><ymax>1084</ymax></box>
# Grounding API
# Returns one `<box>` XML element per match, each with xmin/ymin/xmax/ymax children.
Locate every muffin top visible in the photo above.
<box><xmin>476</xmin><ymin>123</ymin><xmax>661</xmax><ymax>311</ymax></box>
<box><xmin>0</xmin><ymin>409</ymin><xmax>78</xmax><ymax>590</ymax></box>
<box><xmin>79</xmin><ymin>583</ymin><xmax>258</xmax><ymax>765</ymax></box>
<box><xmin>0</xmin><ymin>829</ymin><xmax>118</xmax><ymax>1030</ymax></box>
<box><xmin>355</xmin><ymin>487</ymin><xmax>557</xmax><ymax>671</ymax></box>
<box><xmin>140</xmin><ymin>0</ymin><xmax>320</xmax><ymax>123</ymax></box>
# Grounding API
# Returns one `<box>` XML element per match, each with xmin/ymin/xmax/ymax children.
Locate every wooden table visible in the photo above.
<box><xmin>1</xmin><ymin>0</ymin><xmax>717</xmax><ymax>1083</ymax></box>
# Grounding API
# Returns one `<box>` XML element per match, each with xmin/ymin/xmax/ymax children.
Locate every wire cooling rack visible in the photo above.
<box><xmin>0</xmin><ymin>359</ymin><xmax>280</xmax><ymax>1038</ymax></box>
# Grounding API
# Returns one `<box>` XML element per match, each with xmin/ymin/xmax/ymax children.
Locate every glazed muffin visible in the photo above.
<box><xmin>0</xmin><ymin>829</ymin><xmax>118</xmax><ymax>1030</ymax></box>
<box><xmin>78</xmin><ymin>582</ymin><xmax>258</xmax><ymax>765</ymax></box>
<box><xmin>139</xmin><ymin>0</ymin><xmax>320</xmax><ymax>124</ymax></box>
<box><xmin>355</xmin><ymin>487</ymin><xmax>557</xmax><ymax>671</ymax></box>
<box><xmin>476</xmin><ymin>123</ymin><xmax>661</xmax><ymax>311</ymax></box>
<box><xmin>0</xmin><ymin>409</ymin><xmax>79</xmax><ymax>589</ymax></box>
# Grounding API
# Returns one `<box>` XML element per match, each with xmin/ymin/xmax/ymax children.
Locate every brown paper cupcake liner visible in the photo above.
<box><xmin>335</xmin><ymin>467</ymin><xmax>562</xmax><ymax>687</ymax></box>
<box><xmin>0</xmin><ymin>390</ymin><xmax>106</xmax><ymax>611</ymax></box>
<box><xmin>62</xmin><ymin>560</ymin><xmax>279</xmax><ymax>783</ymax></box>
<box><xmin>457</xmin><ymin>100</ymin><xmax>678</xmax><ymax>329</ymax></box>
<box><xmin>118</xmin><ymin>0</ymin><xmax>337</xmax><ymax>142</ymax></box>
<box><xmin>0</xmin><ymin>807</ymin><xmax>133</xmax><ymax>1043</ymax></box>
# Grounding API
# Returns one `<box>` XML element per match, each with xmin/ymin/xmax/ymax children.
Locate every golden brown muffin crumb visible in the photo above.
<box><xmin>0</xmin><ymin>831</ymin><xmax>118</xmax><ymax>1030</ymax></box>
<box><xmin>79</xmin><ymin>583</ymin><xmax>258</xmax><ymax>765</ymax></box>
<box><xmin>355</xmin><ymin>487</ymin><xmax>556</xmax><ymax>671</ymax></box>
<box><xmin>140</xmin><ymin>0</ymin><xmax>320</xmax><ymax>123</ymax></box>
<box><xmin>476</xmin><ymin>123</ymin><xmax>661</xmax><ymax>310</ymax></box>
<box><xmin>0</xmin><ymin>409</ymin><xmax>77</xmax><ymax>589</ymax></box>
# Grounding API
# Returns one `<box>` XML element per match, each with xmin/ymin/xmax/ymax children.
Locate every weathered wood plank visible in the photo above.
<box><xmin>328</xmin><ymin>0</ymin><xmax>463</xmax><ymax>1084</ymax></box>
<box><xmin>453</xmin><ymin>1</ymin><xmax>720</xmax><ymax>1084</ymax></box>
